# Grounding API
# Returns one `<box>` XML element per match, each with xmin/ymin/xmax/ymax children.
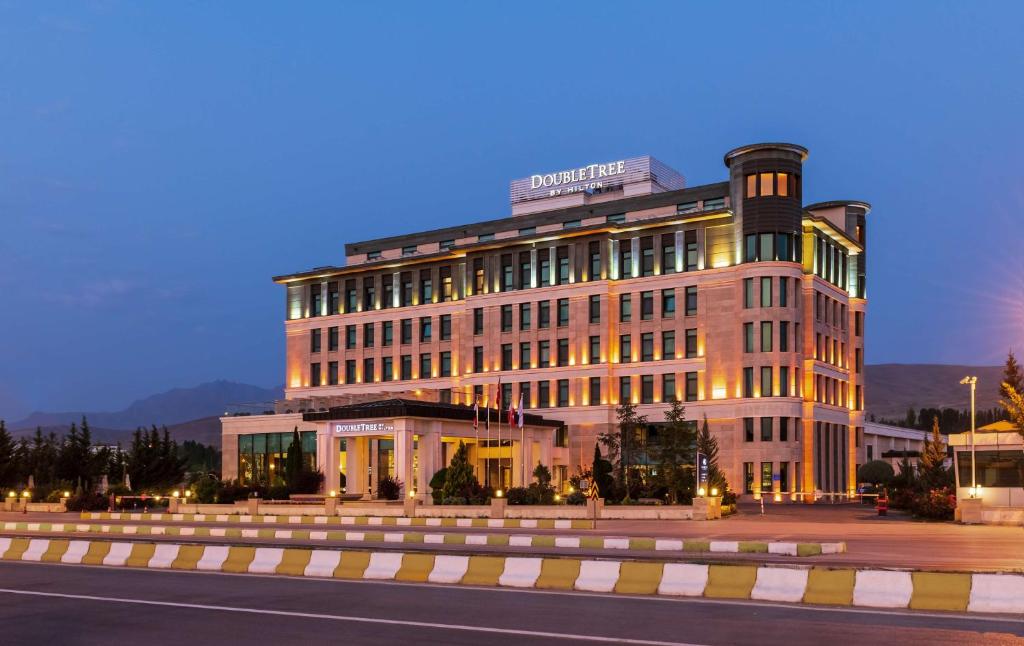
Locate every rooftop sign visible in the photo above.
<box><xmin>510</xmin><ymin>156</ymin><xmax>685</xmax><ymax>206</ymax></box>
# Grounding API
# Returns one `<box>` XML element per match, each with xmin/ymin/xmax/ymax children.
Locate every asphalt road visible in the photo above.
<box><xmin>0</xmin><ymin>561</ymin><xmax>1021</xmax><ymax>646</ymax></box>
<box><xmin>6</xmin><ymin>504</ymin><xmax>1024</xmax><ymax>571</ymax></box>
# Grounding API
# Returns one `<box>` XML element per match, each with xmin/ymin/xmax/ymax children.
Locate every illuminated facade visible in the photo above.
<box><xmin>223</xmin><ymin>143</ymin><xmax>871</xmax><ymax>500</ymax></box>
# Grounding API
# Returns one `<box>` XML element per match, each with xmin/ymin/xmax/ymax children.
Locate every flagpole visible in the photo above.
<box><xmin>485</xmin><ymin>387</ymin><xmax>490</xmax><ymax>489</ymax></box>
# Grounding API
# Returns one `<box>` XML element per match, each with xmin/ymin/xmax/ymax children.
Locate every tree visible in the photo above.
<box><xmin>655</xmin><ymin>400</ymin><xmax>697</xmax><ymax>503</ymax></box>
<box><xmin>1002</xmin><ymin>382</ymin><xmax>1024</xmax><ymax>442</ymax></box>
<box><xmin>591</xmin><ymin>444</ymin><xmax>614</xmax><ymax>498</ymax></box>
<box><xmin>696</xmin><ymin>415</ymin><xmax>728</xmax><ymax>493</ymax></box>
<box><xmin>857</xmin><ymin>460</ymin><xmax>895</xmax><ymax>486</ymax></box>
<box><xmin>441</xmin><ymin>441</ymin><xmax>479</xmax><ymax>501</ymax></box>
<box><xmin>903</xmin><ymin>407</ymin><xmax>916</xmax><ymax>429</ymax></box>
<box><xmin>284</xmin><ymin>428</ymin><xmax>303</xmax><ymax>488</ymax></box>
<box><xmin>919</xmin><ymin>416</ymin><xmax>952</xmax><ymax>490</ymax></box>
<box><xmin>0</xmin><ymin>421</ymin><xmax>15</xmax><ymax>488</ymax></box>
<box><xmin>614</xmin><ymin>402</ymin><xmax>648</xmax><ymax>491</ymax></box>
<box><xmin>126</xmin><ymin>426</ymin><xmax>187</xmax><ymax>492</ymax></box>
<box><xmin>1001</xmin><ymin>351</ymin><xmax>1024</xmax><ymax>403</ymax></box>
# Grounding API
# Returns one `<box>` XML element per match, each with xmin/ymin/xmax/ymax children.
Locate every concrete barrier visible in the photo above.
<box><xmin>5</xmin><ymin>538</ymin><xmax>1020</xmax><ymax>614</ymax></box>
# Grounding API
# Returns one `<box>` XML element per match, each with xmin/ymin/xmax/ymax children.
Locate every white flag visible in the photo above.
<box><xmin>517</xmin><ymin>393</ymin><xmax>524</xmax><ymax>428</ymax></box>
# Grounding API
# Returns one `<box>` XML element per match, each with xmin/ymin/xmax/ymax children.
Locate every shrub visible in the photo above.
<box><xmin>429</xmin><ymin>468</ymin><xmax>448</xmax><ymax>505</ymax></box>
<box><xmin>266</xmin><ymin>484</ymin><xmax>291</xmax><ymax>501</ymax></box>
<box><xmin>565</xmin><ymin>491</ymin><xmax>586</xmax><ymax>505</ymax></box>
<box><xmin>65</xmin><ymin>491</ymin><xmax>108</xmax><ymax>512</ymax></box>
<box><xmin>721</xmin><ymin>490</ymin><xmax>738</xmax><ymax>506</ymax></box>
<box><xmin>441</xmin><ymin>496</ymin><xmax>467</xmax><ymax>505</ymax></box>
<box><xmin>290</xmin><ymin>470</ymin><xmax>323</xmax><ymax>495</ymax></box>
<box><xmin>857</xmin><ymin>460</ymin><xmax>895</xmax><ymax>486</ymax></box>
<box><xmin>911</xmin><ymin>487</ymin><xmax>956</xmax><ymax>520</ymax></box>
<box><xmin>376</xmin><ymin>475</ymin><xmax>402</xmax><ymax>501</ymax></box>
<box><xmin>506</xmin><ymin>487</ymin><xmax>534</xmax><ymax>505</ymax></box>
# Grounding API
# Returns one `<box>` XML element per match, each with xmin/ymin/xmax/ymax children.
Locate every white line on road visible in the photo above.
<box><xmin>0</xmin><ymin>587</ymin><xmax>706</xmax><ymax>646</ymax></box>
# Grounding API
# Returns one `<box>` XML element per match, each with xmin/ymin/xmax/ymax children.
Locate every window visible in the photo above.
<box><xmin>400</xmin><ymin>318</ymin><xmax>412</xmax><ymax>345</ymax></box>
<box><xmin>557</xmin><ymin>247</ymin><xmax>570</xmax><ymax>285</ymax></box>
<box><xmin>677</xmin><ymin>201</ymin><xmax>698</xmax><ymax>214</ymax></box>
<box><xmin>685</xmin><ymin>329</ymin><xmax>698</xmax><ymax>358</ymax></box>
<box><xmin>589</xmin><ymin>295</ymin><xmax>601</xmax><ymax>323</ymax></box>
<box><xmin>473</xmin><ymin>308</ymin><xmax>484</xmax><ymax>335</ymax></box>
<box><xmin>607</xmin><ymin>213</ymin><xmax>625</xmax><ymax>225</ymax></box>
<box><xmin>520</xmin><ymin>342</ymin><xmax>531</xmax><ymax>369</ymax></box>
<box><xmin>363</xmin><ymin>281</ymin><xmax>376</xmax><ymax>310</ymax></box>
<box><xmin>685</xmin><ymin>372</ymin><xmax>698</xmax><ymax>402</ymax></box>
<box><xmin>779</xmin><ymin>277</ymin><xmax>788</xmax><ymax>307</ymax></box>
<box><xmin>539</xmin><ymin>255</ymin><xmax>551</xmax><ymax>287</ymax></box>
<box><xmin>473</xmin><ymin>259</ymin><xmax>485</xmax><ymax>293</ymax></box>
<box><xmin>589</xmin><ymin>377</ymin><xmax>601</xmax><ymax>405</ymax></box>
<box><xmin>419</xmin><ymin>352</ymin><xmax>432</xmax><ymax>378</ymax></box>
<box><xmin>309</xmin><ymin>287</ymin><xmax>322</xmax><ymax>317</ymax></box>
<box><xmin>441</xmin><ymin>268</ymin><xmax>453</xmax><ymax>301</ymax></box>
<box><xmin>759</xmin><ymin>172</ymin><xmax>774</xmax><ymax>197</ymax></box>
<box><xmin>346</xmin><ymin>325</ymin><xmax>357</xmax><ymax>350</ymax></box>
<box><xmin>310</xmin><ymin>362</ymin><xmax>321</xmax><ymax>387</ymax></box>
<box><xmin>440</xmin><ymin>351</ymin><xmax>452</xmax><ymax>377</ymax></box>
<box><xmin>743</xmin><ymin>367</ymin><xmax>754</xmax><ymax>398</ymax></box>
<box><xmin>761</xmin><ymin>366</ymin><xmax>773</xmax><ymax>397</ymax></box>
<box><xmin>641</xmin><ymin>375</ymin><xmax>654</xmax><ymax>404</ymax></box>
<box><xmin>473</xmin><ymin>346</ymin><xmax>484</xmax><ymax>373</ymax></box>
<box><xmin>310</xmin><ymin>329</ymin><xmax>322</xmax><ymax>353</ymax></box>
<box><xmin>641</xmin><ymin>333</ymin><xmax>654</xmax><ymax>362</ymax></box>
<box><xmin>520</xmin><ymin>254</ymin><xmax>532</xmax><ymax>289</ymax></box>
<box><xmin>520</xmin><ymin>303</ymin><xmax>532</xmax><ymax>330</ymax></box>
<box><xmin>478</xmin><ymin>232</ymin><xmax>494</xmax><ymax>242</ymax></box>
<box><xmin>520</xmin><ymin>382</ymin><xmax>531</xmax><ymax>408</ymax></box>
<box><xmin>363</xmin><ymin>357</ymin><xmax>375</xmax><ymax>382</ymax></box>
<box><xmin>743</xmin><ymin>278</ymin><xmax>754</xmax><ymax>308</ymax></box>
<box><xmin>557</xmin><ymin>338</ymin><xmax>569</xmax><ymax>367</ymax></box>
<box><xmin>328</xmin><ymin>326</ymin><xmax>338</xmax><ymax>352</ymax></box>
<box><xmin>619</xmin><ymin>334</ymin><xmax>632</xmax><ymax>363</ymax></box>
<box><xmin>780</xmin><ymin>417</ymin><xmax>789</xmax><ymax>442</ymax></box>
<box><xmin>686</xmin><ymin>286</ymin><xmax>698</xmax><ymax>316</ymax></box>
<box><xmin>557</xmin><ymin>298</ymin><xmax>569</xmax><ymax>327</ymax></box>
<box><xmin>589</xmin><ymin>336</ymin><xmax>601</xmax><ymax>364</ymax></box>
<box><xmin>420</xmin><ymin>317</ymin><xmax>432</xmax><ymax>342</ymax></box>
<box><xmin>519</xmin><ymin>227</ymin><xmax>536</xmax><ymax>236</ymax></box>
<box><xmin>760</xmin><ymin>233</ymin><xmax>774</xmax><ymax>262</ymax></box>
<box><xmin>400</xmin><ymin>355</ymin><xmax>412</xmax><ymax>380</ymax></box>
<box><xmin>655</xmin><ymin>373</ymin><xmax>675</xmax><ymax>403</ymax></box>
<box><xmin>662</xmin><ymin>234</ymin><xmax>676</xmax><ymax>274</ymax></box>
<box><xmin>538</xmin><ymin>380</ymin><xmax>550</xmax><ymax>407</ymax></box>
<box><xmin>685</xmin><ymin>230</ymin><xmax>698</xmax><ymax>272</ymax></box>
<box><xmin>641</xmin><ymin>239</ymin><xmax>654</xmax><ymax>277</ymax></box>
<box><xmin>420</xmin><ymin>272</ymin><xmax>433</xmax><ymax>303</ymax></box>
<box><xmin>855</xmin><ymin>348</ymin><xmax>863</xmax><ymax>373</ymax></box>
<box><xmin>760</xmin><ymin>321</ymin><xmax>773</xmax><ymax>352</ymax></box>
<box><xmin>760</xmin><ymin>277</ymin><xmax>772</xmax><ymax>307</ymax></box>
<box><xmin>501</xmin><ymin>344</ymin><xmax>513</xmax><ymax>371</ymax></box>
<box><xmin>345</xmin><ymin>360</ymin><xmax>356</xmax><ymax>384</ymax></box>
<box><xmin>563</xmin><ymin>219</ymin><xmax>581</xmax><ymax>229</ymax></box>
<box><xmin>744</xmin><ymin>418</ymin><xmax>754</xmax><ymax>442</ymax></box>
<box><xmin>744</xmin><ymin>462</ymin><xmax>754</xmax><ymax>494</ymax></box>
<box><xmin>382</xmin><ymin>356</ymin><xmax>393</xmax><ymax>382</ymax></box>
<box><xmin>440</xmin><ymin>239</ymin><xmax>454</xmax><ymax>252</ymax></box>
<box><xmin>743</xmin><ymin>323</ymin><xmax>754</xmax><ymax>353</ymax></box>
<box><xmin>780</xmin><ymin>366</ymin><xmax>790</xmax><ymax>397</ymax></box>
<box><xmin>539</xmin><ymin>340</ymin><xmax>550</xmax><ymax>366</ymax></box>
<box><xmin>557</xmin><ymin>379</ymin><xmax>569</xmax><ymax>407</ymax></box>
<box><xmin>327</xmin><ymin>282</ymin><xmax>339</xmax><ymax>314</ymax></box>
<box><xmin>855</xmin><ymin>311</ymin><xmax>863</xmax><ymax>336</ymax></box>
<box><xmin>502</xmin><ymin>257</ymin><xmax>514</xmax><ymax>291</ymax></box>
<box><xmin>777</xmin><ymin>172</ymin><xmax>789</xmax><ymax>197</ymax></box>
<box><xmin>382</xmin><ymin>281</ymin><xmax>393</xmax><ymax>309</ymax></box>
<box><xmin>538</xmin><ymin>301</ymin><xmax>550</xmax><ymax>328</ymax></box>
<box><xmin>779</xmin><ymin>321</ymin><xmax>789</xmax><ymax>353</ymax></box>
<box><xmin>620</xmin><ymin>294</ymin><xmax>632</xmax><ymax>322</ymax></box>
<box><xmin>589</xmin><ymin>242</ymin><xmax>602</xmax><ymax>280</ymax></box>
<box><xmin>400</xmin><ymin>275</ymin><xmax>413</xmax><ymax>307</ymax></box>
<box><xmin>761</xmin><ymin>462</ymin><xmax>773</xmax><ymax>492</ymax></box>
<box><xmin>661</xmin><ymin>289</ymin><xmax>675</xmax><ymax>317</ymax></box>
<box><xmin>501</xmin><ymin>305</ymin><xmax>513</xmax><ymax>332</ymax></box>
<box><xmin>345</xmin><ymin>283</ymin><xmax>357</xmax><ymax>313</ymax></box>
<box><xmin>704</xmin><ymin>197</ymin><xmax>725</xmax><ymax>210</ymax></box>
<box><xmin>328</xmin><ymin>361</ymin><xmax>338</xmax><ymax>385</ymax></box>
<box><xmin>641</xmin><ymin>291</ymin><xmax>654</xmax><ymax>320</ymax></box>
<box><xmin>662</xmin><ymin>330</ymin><xmax>675</xmax><ymax>359</ymax></box>
<box><xmin>619</xmin><ymin>376</ymin><xmax>632</xmax><ymax>404</ymax></box>
<box><xmin>440</xmin><ymin>315</ymin><xmax>451</xmax><ymax>340</ymax></box>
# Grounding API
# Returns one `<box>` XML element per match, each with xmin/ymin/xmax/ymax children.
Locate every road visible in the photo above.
<box><xmin>6</xmin><ymin>503</ymin><xmax>1024</xmax><ymax>571</ymax></box>
<box><xmin>0</xmin><ymin>561</ymin><xmax>1021</xmax><ymax>646</ymax></box>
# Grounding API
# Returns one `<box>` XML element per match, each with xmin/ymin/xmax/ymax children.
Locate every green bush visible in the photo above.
<box><xmin>376</xmin><ymin>475</ymin><xmax>402</xmax><ymax>501</ymax></box>
<box><xmin>265</xmin><ymin>484</ymin><xmax>291</xmax><ymax>500</ymax></box>
<box><xmin>506</xmin><ymin>487</ymin><xmax>533</xmax><ymax>505</ymax></box>
<box><xmin>911</xmin><ymin>487</ymin><xmax>956</xmax><ymax>520</ymax></box>
<box><xmin>441</xmin><ymin>496</ymin><xmax>467</xmax><ymax>505</ymax></box>
<box><xmin>429</xmin><ymin>468</ymin><xmax>448</xmax><ymax>504</ymax></box>
<box><xmin>65</xmin><ymin>492</ymin><xmax>108</xmax><ymax>512</ymax></box>
<box><xmin>565</xmin><ymin>491</ymin><xmax>586</xmax><ymax>505</ymax></box>
<box><xmin>857</xmin><ymin>460</ymin><xmax>895</xmax><ymax>486</ymax></box>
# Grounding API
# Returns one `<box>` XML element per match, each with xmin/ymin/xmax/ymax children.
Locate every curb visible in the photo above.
<box><xmin>0</xmin><ymin>537</ymin><xmax>1019</xmax><ymax>614</ymax></box>
<box><xmin>82</xmin><ymin>512</ymin><xmax>592</xmax><ymax>529</ymax></box>
<box><xmin>4</xmin><ymin>522</ymin><xmax>845</xmax><ymax>557</ymax></box>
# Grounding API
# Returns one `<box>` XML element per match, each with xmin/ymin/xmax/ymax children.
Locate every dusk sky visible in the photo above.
<box><xmin>1</xmin><ymin>2</ymin><xmax>1022</xmax><ymax>420</ymax></box>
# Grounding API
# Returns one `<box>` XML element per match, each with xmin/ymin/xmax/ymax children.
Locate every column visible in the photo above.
<box><xmin>393</xmin><ymin>421</ymin><xmax>415</xmax><ymax>498</ymax></box>
<box><xmin>675</xmin><ymin>230</ymin><xmax>685</xmax><ymax>273</ymax></box>
<box><xmin>316</xmin><ymin>430</ymin><xmax>338</xmax><ymax>494</ymax></box>
<box><xmin>518</xmin><ymin>430</ymin><xmax>535</xmax><ymax>487</ymax></box>
<box><xmin>346</xmin><ymin>436</ymin><xmax>367</xmax><ymax>498</ymax></box>
<box><xmin>369</xmin><ymin>439</ymin><xmax>379</xmax><ymax>496</ymax></box>
<box><xmin>548</xmin><ymin>247</ymin><xmax>557</xmax><ymax>286</ymax></box>
<box><xmin>529</xmin><ymin>249</ymin><xmax>538</xmax><ymax>288</ymax></box>
<box><xmin>609</xmin><ymin>239</ymin><xmax>619</xmax><ymax>279</ymax></box>
<box><xmin>419</xmin><ymin>430</ymin><xmax>442</xmax><ymax>502</ymax></box>
<box><xmin>630</xmin><ymin>237</ymin><xmax>640</xmax><ymax>278</ymax></box>
<box><xmin>539</xmin><ymin>429</ymin><xmax>552</xmax><ymax>472</ymax></box>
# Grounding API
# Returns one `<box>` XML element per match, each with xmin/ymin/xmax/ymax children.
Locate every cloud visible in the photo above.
<box><xmin>45</xmin><ymin>278</ymin><xmax>136</xmax><ymax>308</ymax></box>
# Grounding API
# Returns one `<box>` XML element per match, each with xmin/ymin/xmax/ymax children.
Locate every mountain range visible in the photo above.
<box><xmin>0</xmin><ymin>365</ymin><xmax>1008</xmax><ymax>448</ymax></box>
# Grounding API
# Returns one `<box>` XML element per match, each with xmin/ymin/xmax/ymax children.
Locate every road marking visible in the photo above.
<box><xmin>0</xmin><ymin>588</ymin><xmax>705</xmax><ymax>645</ymax></box>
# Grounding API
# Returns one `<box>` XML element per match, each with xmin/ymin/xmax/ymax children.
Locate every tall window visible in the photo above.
<box><xmin>619</xmin><ymin>376</ymin><xmax>632</xmax><ymax>404</ymax></box>
<box><xmin>345</xmin><ymin>360</ymin><xmax>356</xmax><ymax>384</ymax></box>
<box><xmin>743</xmin><ymin>323</ymin><xmax>754</xmax><ymax>353</ymax></box>
<box><xmin>420</xmin><ymin>353</ymin><xmax>432</xmax><ymax>378</ymax></box>
<box><xmin>640</xmin><ymin>291</ymin><xmax>654</xmax><ymax>320</ymax></box>
<box><xmin>539</xmin><ymin>340</ymin><xmax>550</xmax><ymax>366</ymax></box>
<box><xmin>760</xmin><ymin>321</ymin><xmax>773</xmax><ymax>352</ymax></box>
<box><xmin>382</xmin><ymin>356</ymin><xmax>393</xmax><ymax>382</ymax></box>
<box><xmin>328</xmin><ymin>326</ymin><xmax>338</xmax><ymax>352</ymax></box>
<box><xmin>685</xmin><ymin>230</ymin><xmax>698</xmax><ymax>272</ymax></box>
<box><xmin>619</xmin><ymin>334</ymin><xmax>632</xmax><ymax>363</ymax></box>
<box><xmin>557</xmin><ymin>247</ymin><xmax>570</xmax><ymax>285</ymax></box>
<box><xmin>440</xmin><ymin>315</ymin><xmax>451</xmax><ymax>340</ymax></box>
<box><xmin>539</xmin><ymin>254</ymin><xmax>551</xmax><ymax>287</ymax></box>
<box><xmin>743</xmin><ymin>278</ymin><xmax>754</xmax><ymax>309</ymax></box>
<box><xmin>538</xmin><ymin>301</ymin><xmax>550</xmax><ymax>328</ymax></box>
<box><xmin>538</xmin><ymin>380</ymin><xmax>550</xmax><ymax>407</ymax></box>
<box><xmin>589</xmin><ymin>377</ymin><xmax>601</xmax><ymax>405</ymax></box>
<box><xmin>779</xmin><ymin>277</ymin><xmax>788</xmax><ymax>307</ymax></box>
<box><xmin>501</xmin><ymin>305</ymin><xmax>513</xmax><ymax>332</ymax></box>
<box><xmin>400</xmin><ymin>355</ymin><xmax>412</xmax><ymax>380</ymax></box>
<box><xmin>400</xmin><ymin>318</ymin><xmax>412</xmax><ymax>345</ymax></box>
<box><xmin>589</xmin><ymin>295</ymin><xmax>601</xmax><ymax>323</ymax></box>
<box><xmin>557</xmin><ymin>379</ymin><xmax>569</xmax><ymax>407</ymax></box>
<box><xmin>557</xmin><ymin>298</ymin><xmax>569</xmax><ymax>327</ymax></box>
<box><xmin>310</xmin><ymin>363</ymin><xmax>321</xmax><ymax>387</ymax></box>
<box><xmin>779</xmin><ymin>321</ymin><xmax>789</xmax><ymax>353</ymax></box>
<box><xmin>363</xmin><ymin>357</ymin><xmax>374</xmax><ymax>383</ymax></box>
<box><xmin>779</xmin><ymin>366</ymin><xmax>790</xmax><ymax>397</ymax></box>
<box><xmin>662</xmin><ymin>289</ymin><xmax>675</xmax><ymax>317</ymax></box>
<box><xmin>557</xmin><ymin>338</ymin><xmax>569</xmax><ymax>367</ymax></box>
<box><xmin>641</xmin><ymin>333</ymin><xmax>654</xmax><ymax>362</ymax></box>
<box><xmin>420</xmin><ymin>271</ymin><xmax>433</xmax><ymax>303</ymax></box>
<box><xmin>346</xmin><ymin>325</ymin><xmax>357</xmax><ymax>349</ymax></box>
<box><xmin>420</xmin><ymin>317</ymin><xmax>432</xmax><ymax>342</ymax></box>
<box><xmin>685</xmin><ymin>372</ymin><xmax>698</xmax><ymax>402</ymax></box>
<box><xmin>440</xmin><ymin>351</ymin><xmax>452</xmax><ymax>377</ymax></box>
<box><xmin>640</xmin><ymin>239</ymin><xmax>654</xmax><ymax>277</ymax></box>
<box><xmin>589</xmin><ymin>336</ymin><xmax>601</xmax><ymax>364</ymax></box>
<box><xmin>382</xmin><ymin>321</ymin><xmax>393</xmax><ymax>347</ymax></box>
<box><xmin>761</xmin><ymin>366</ymin><xmax>773</xmax><ymax>397</ymax></box>
<box><xmin>662</xmin><ymin>234</ymin><xmax>676</xmax><ymax>274</ymax></box>
<box><xmin>519</xmin><ymin>342</ymin><xmax>531</xmax><ymax>369</ymax></box>
<box><xmin>744</xmin><ymin>418</ymin><xmax>754</xmax><ymax>442</ymax></box>
<box><xmin>743</xmin><ymin>367</ymin><xmax>754</xmax><ymax>398</ymax></box>
<box><xmin>501</xmin><ymin>344</ymin><xmax>513</xmax><ymax>371</ymax></box>
<box><xmin>641</xmin><ymin>375</ymin><xmax>654</xmax><ymax>404</ymax></box>
<box><xmin>760</xmin><ymin>277</ymin><xmax>772</xmax><ymax>307</ymax></box>
<box><xmin>310</xmin><ymin>329</ymin><xmax>321</xmax><ymax>353</ymax></box>
<box><xmin>620</xmin><ymin>294</ymin><xmax>632</xmax><ymax>322</ymax></box>
<box><xmin>663</xmin><ymin>373</ymin><xmax>677</xmax><ymax>403</ymax></box>
<box><xmin>520</xmin><ymin>303</ymin><xmax>532</xmax><ymax>330</ymax></box>
<box><xmin>685</xmin><ymin>329</ymin><xmax>698</xmax><ymax>358</ymax></box>
<box><xmin>685</xmin><ymin>286</ymin><xmax>698</xmax><ymax>316</ymax></box>
<box><xmin>473</xmin><ymin>308</ymin><xmax>484</xmax><ymax>335</ymax></box>
<box><xmin>780</xmin><ymin>417</ymin><xmax>789</xmax><ymax>442</ymax></box>
<box><xmin>589</xmin><ymin>241</ymin><xmax>601</xmax><ymax>280</ymax></box>
<box><xmin>662</xmin><ymin>330</ymin><xmax>675</xmax><ymax>359</ymax></box>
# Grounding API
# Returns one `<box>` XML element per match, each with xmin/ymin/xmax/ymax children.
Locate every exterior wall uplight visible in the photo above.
<box><xmin>710</xmin><ymin>487</ymin><xmax>719</xmax><ymax>497</ymax></box>
<box><xmin>172</xmin><ymin>490</ymin><xmax>180</xmax><ymax>498</ymax></box>
<box><xmin>21</xmin><ymin>491</ymin><xmax>30</xmax><ymax>498</ymax></box>
<box><xmin>62</xmin><ymin>491</ymin><xmax>70</xmax><ymax>498</ymax></box>
<box><xmin>697</xmin><ymin>487</ymin><xmax>706</xmax><ymax>497</ymax></box>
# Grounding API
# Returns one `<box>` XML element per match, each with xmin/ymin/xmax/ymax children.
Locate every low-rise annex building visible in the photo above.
<box><xmin>222</xmin><ymin>142</ymin><xmax>872</xmax><ymax>501</ymax></box>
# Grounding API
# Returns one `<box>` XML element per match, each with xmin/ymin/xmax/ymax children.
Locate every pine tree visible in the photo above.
<box><xmin>441</xmin><ymin>441</ymin><xmax>478</xmax><ymax>501</ymax></box>
<box><xmin>655</xmin><ymin>400</ymin><xmax>696</xmax><ymax>503</ymax></box>
<box><xmin>1001</xmin><ymin>351</ymin><xmax>1024</xmax><ymax>402</ymax></box>
<box><xmin>1001</xmin><ymin>382</ymin><xmax>1024</xmax><ymax>441</ymax></box>
<box><xmin>285</xmin><ymin>427</ymin><xmax>303</xmax><ymax>489</ymax></box>
<box><xmin>919</xmin><ymin>416</ymin><xmax>951</xmax><ymax>490</ymax></box>
<box><xmin>903</xmin><ymin>407</ymin><xmax>916</xmax><ymax>429</ymax></box>
<box><xmin>696</xmin><ymin>415</ymin><xmax>728</xmax><ymax>493</ymax></box>
<box><xmin>0</xmin><ymin>421</ymin><xmax>14</xmax><ymax>488</ymax></box>
<box><xmin>613</xmin><ymin>402</ymin><xmax>647</xmax><ymax>491</ymax></box>
<box><xmin>591</xmin><ymin>444</ymin><xmax>613</xmax><ymax>498</ymax></box>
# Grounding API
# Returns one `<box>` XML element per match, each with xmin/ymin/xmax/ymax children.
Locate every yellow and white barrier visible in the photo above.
<box><xmin>1</xmin><ymin>537</ymin><xmax>1019</xmax><ymax>614</ymax></box>
<box><xmin>82</xmin><ymin>512</ymin><xmax>591</xmax><ymax>530</ymax></box>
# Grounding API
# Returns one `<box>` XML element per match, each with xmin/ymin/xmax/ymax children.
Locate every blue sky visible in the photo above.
<box><xmin>1</xmin><ymin>1</ymin><xmax>1022</xmax><ymax>419</ymax></box>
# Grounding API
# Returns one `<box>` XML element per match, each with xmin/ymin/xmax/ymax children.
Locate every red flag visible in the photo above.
<box><xmin>507</xmin><ymin>399</ymin><xmax>515</xmax><ymax>426</ymax></box>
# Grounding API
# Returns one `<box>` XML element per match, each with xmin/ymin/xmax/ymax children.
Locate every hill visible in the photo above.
<box><xmin>865</xmin><ymin>363</ymin><xmax>1004</xmax><ymax>420</ymax></box>
<box><xmin>8</xmin><ymin>381</ymin><xmax>281</xmax><ymax>432</ymax></box>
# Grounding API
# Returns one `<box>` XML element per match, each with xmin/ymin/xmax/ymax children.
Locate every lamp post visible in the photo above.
<box><xmin>959</xmin><ymin>376</ymin><xmax>977</xmax><ymax>496</ymax></box>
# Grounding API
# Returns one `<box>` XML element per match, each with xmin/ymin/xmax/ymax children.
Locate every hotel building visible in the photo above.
<box><xmin>221</xmin><ymin>142</ymin><xmax>871</xmax><ymax>501</ymax></box>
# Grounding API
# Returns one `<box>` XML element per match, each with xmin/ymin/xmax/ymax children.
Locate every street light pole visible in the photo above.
<box><xmin>960</xmin><ymin>376</ymin><xmax>978</xmax><ymax>495</ymax></box>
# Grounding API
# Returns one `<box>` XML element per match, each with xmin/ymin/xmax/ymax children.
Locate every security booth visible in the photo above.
<box><xmin>302</xmin><ymin>398</ymin><xmax>564</xmax><ymax>502</ymax></box>
<box><xmin>950</xmin><ymin>421</ymin><xmax>1024</xmax><ymax>523</ymax></box>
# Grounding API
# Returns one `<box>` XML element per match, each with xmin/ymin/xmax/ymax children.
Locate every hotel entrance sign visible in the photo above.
<box><xmin>334</xmin><ymin>422</ymin><xmax>394</xmax><ymax>434</ymax></box>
